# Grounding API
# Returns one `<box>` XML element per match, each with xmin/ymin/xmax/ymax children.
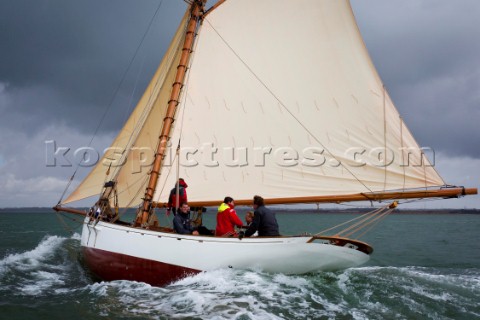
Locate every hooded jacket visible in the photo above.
<box><xmin>168</xmin><ymin>179</ymin><xmax>188</xmax><ymax>210</ymax></box>
<box><xmin>215</xmin><ymin>202</ymin><xmax>243</xmax><ymax>237</ymax></box>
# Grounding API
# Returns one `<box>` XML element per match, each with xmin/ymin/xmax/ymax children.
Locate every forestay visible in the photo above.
<box><xmin>63</xmin><ymin>12</ymin><xmax>190</xmax><ymax>207</ymax></box>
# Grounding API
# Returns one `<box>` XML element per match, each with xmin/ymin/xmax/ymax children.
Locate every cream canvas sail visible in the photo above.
<box><xmin>63</xmin><ymin>0</ymin><xmax>451</xmax><ymax>208</ymax></box>
<box><xmin>153</xmin><ymin>0</ymin><xmax>444</xmax><ymax>204</ymax></box>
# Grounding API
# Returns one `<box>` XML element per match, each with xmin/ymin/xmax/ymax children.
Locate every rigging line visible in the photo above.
<box><xmin>110</xmin><ymin>174</ymin><xmax>148</xmax><ymax>198</ymax></box>
<box><xmin>57</xmin><ymin>170</ymin><xmax>76</xmax><ymax>205</ymax></box>
<box><xmin>109</xmin><ymin>0</ymin><xmax>181</xmax><ymax>180</ymax></box>
<box><xmin>352</xmin><ymin>208</ymin><xmax>394</xmax><ymax>239</ymax></box>
<box><xmin>178</xmin><ymin>12</ymin><xmax>202</xmax><ymax>144</ymax></box>
<box><xmin>397</xmin><ymin>197</ymin><xmax>441</xmax><ymax>205</ymax></box>
<box><xmin>335</xmin><ymin>202</ymin><xmax>379</xmax><ymax>209</ymax></box>
<box><xmin>335</xmin><ymin>207</ymin><xmax>387</xmax><ymax>237</ymax></box>
<box><xmin>400</xmin><ymin>116</ymin><xmax>406</xmax><ymax>191</ymax></box>
<box><xmin>88</xmin><ymin>0</ymin><xmax>165</xmax><ymax>148</ymax></box>
<box><xmin>112</xmin><ymin>175</ymin><xmax>149</xmax><ymax>223</ymax></box>
<box><xmin>122</xmin><ymin>51</ymin><xmax>148</xmax><ymax>128</ymax></box>
<box><xmin>204</xmin><ymin>0</ymin><xmax>228</xmax><ymax>17</ymax></box>
<box><xmin>383</xmin><ymin>85</ymin><xmax>387</xmax><ymax>192</ymax></box>
<box><xmin>113</xmin><ymin>6</ymin><xmax>193</xmax><ymax>182</ymax></box>
<box><xmin>315</xmin><ymin>206</ymin><xmax>386</xmax><ymax>235</ymax></box>
<box><xmin>144</xmin><ymin>10</ymin><xmax>202</xmax><ymax>204</ymax></box>
<box><xmin>110</xmin><ymin>11</ymin><xmax>192</xmax><ymax>182</ymax></box>
<box><xmin>423</xmin><ymin>153</ymin><xmax>428</xmax><ymax>192</ymax></box>
<box><xmin>155</xmin><ymin>146</ymin><xmax>181</xmax><ymax>206</ymax></box>
<box><xmin>342</xmin><ymin>207</ymin><xmax>392</xmax><ymax>238</ymax></box>
<box><xmin>58</xmin><ymin>0</ymin><xmax>165</xmax><ymax>203</ymax></box>
<box><xmin>55</xmin><ymin>211</ymin><xmax>84</xmax><ymax>235</ymax></box>
<box><xmin>204</xmin><ymin>18</ymin><xmax>374</xmax><ymax>194</ymax></box>
<box><xmin>109</xmin><ymin>28</ymin><xmax>186</xmax><ymax>180</ymax></box>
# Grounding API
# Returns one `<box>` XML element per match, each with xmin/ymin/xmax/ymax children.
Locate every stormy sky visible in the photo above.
<box><xmin>0</xmin><ymin>0</ymin><xmax>478</xmax><ymax>208</ymax></box>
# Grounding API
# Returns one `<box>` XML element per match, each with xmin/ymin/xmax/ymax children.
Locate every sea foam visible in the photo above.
<box><xmin>0</xmin><ymin>235</ymin><xmax>66</xmax><ymax>272</ymax></box>
<box><xmin>0</xmin><ymin>234</ymin><xmax>80</xmax><ymax>296</ymax></box>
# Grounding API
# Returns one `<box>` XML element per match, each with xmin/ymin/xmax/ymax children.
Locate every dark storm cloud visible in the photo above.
<box><xmin>0</xmin><ymin>0</ymin><xmax>186</xmax><ymax>134</ymax></box>
<box><xmin>351</xmin><ymin>0</ymin><xmax>480</xmax><ymax>158</ymax></box>
<box><xmin>0</xmin><ymin>0</ymin><xmax>477</xmax><ymax>150</ymax></box>
<box><xmin>1</xmin><ymin>0</ymin><xmax>478</xmax><ymax>158</ymax></box>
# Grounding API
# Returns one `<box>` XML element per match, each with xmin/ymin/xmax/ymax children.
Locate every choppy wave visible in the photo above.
<box><xmin>1</xmin><ymin>234</ymin><xmax>479</xmax><ymax>319</ymax></box>
<box><xmin>335</xmin><ymin>266</ymin><xmax>480</xmax><ymax>319</ymax></box>
<box><xmin>80</xmin><ymin>266</ymin><xmax>480</xmax><ymax>320</ymax></box>
<box><xmin>0</xmin><ymin>233</ymin><xmax>83</xmax><ymax>296</ymax></box>
<box><xmin>0</xmin><ymin>235</ymin><xmax>65</xmax><ymax>272</ymax></box>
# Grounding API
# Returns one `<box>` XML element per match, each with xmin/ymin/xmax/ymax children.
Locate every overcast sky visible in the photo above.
<box><xmin>0</xmin><ymin>0</ymin><xmax>478</xmax><ymax>208</ymax></box>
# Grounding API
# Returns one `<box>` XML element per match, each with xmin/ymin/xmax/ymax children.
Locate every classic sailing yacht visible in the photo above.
<box><xmin>54</xmin><ymin>0</ymin><xmax>476</xmax><ymax>286</ymax></box>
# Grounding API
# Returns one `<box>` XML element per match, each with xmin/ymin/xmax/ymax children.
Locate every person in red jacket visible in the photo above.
<box><xmin>215</xmin><ymin>197</ymin><xmax>243</xmax><ymax>237</ymax></box>
<box><xmin>167</xmin><ymin>178</ymin><xmax>188</xmax><ymax>216</ymax></box>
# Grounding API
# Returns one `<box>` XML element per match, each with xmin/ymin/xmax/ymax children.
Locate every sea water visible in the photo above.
<box><xmin>0</xmin><ymin>210</ymin><xmax>479</xmax><ymax>319</ymax></box>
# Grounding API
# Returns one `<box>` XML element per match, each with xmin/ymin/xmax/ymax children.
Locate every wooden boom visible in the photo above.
<box><xmin>153</xmin><ymin>187</ymin><xmax>477</xmax><ymax>208</ymax></box>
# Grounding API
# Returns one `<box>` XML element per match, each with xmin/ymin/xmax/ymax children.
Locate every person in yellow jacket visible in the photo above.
<box><xmin>215</xmin><ymin>197</ymin><xmax>243</xmax><ymax>237</ymax></box>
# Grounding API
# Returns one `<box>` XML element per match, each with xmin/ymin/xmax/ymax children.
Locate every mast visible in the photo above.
<box><xmin>135</xmin><ymin>0</ymin><xmax>206</xmax><ymax>226</ymax></box>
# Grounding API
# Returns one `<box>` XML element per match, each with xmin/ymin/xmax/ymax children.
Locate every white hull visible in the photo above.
<box><xmin>80</xmin><ymin>217</ymin><xmax>370</xmax><ymax>285</ymax></box>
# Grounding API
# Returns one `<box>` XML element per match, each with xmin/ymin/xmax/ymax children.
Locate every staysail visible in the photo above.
<box><xmin>62</xmin><ymin>12</ymin><xmax>190</xmax><ymax>207</ymax></box>
<box><xmin>152</xmin><ymin>0</ymin><xmax>445</xmax><ymax>205</ymax></box>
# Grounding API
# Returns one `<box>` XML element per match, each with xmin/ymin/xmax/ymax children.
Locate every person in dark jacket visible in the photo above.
<box><xmin>167</xmin><ymin>178</ymin><xmax>188</xmax><ymax>216</ymax></box>
<box><xmin>173</xmin><ymin>202</ymin><xmax>199</xmax><ymax>235</ymax></box>
<box><xmin>244</xmin><ymin>195</ymin><xmax>280</xmax><ymax>237</ymax></box>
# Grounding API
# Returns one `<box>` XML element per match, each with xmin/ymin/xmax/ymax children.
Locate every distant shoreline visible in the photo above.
<box><xmin>1</xmin><ymin>207</ymin><xmax>479</xmax><ymax>214</ymax></box>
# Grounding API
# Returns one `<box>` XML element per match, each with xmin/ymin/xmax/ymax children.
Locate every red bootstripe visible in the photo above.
<box><xmin>82</xmin><ymin>247</ymin><xmax>200</xmax><ymax>287</ymax></box>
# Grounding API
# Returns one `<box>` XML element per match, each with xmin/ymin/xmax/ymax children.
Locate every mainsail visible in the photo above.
<box><xmin>153</xmin><ymin>0</ymin><xmax>445</xmax><ymax>205</ymax></box>
<box><xmin>62</xmin><ymin>0</ymin><xmax>475</xmax><ymax>209</ymax></box>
